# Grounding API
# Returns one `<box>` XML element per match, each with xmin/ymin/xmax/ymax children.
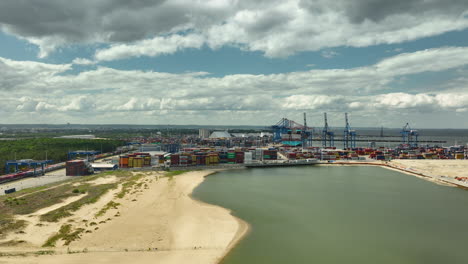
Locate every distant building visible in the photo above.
<box><xmin>139</xmin><ymin>144</ymin><xmax>162</xmax><ymax>152</ymax></box>
<box><xmin>57</xmin><ymin>135</ymin><xmax>96</xmax><ymax>139</ymax></box>
<box><xmin>199</xmin><ymin>129</ymin><xmax>211</xmax><ymax>139</ymax></box>
<box><xmin>260</xmin><ymin>132</ymin><xmax>273</xmax><ymax>137</ymax></box>
<box><xmin>209</xmin><ymin>131</ymin><xmax>232</xmax><ymax>139</ymax></box>
<box><xmin>91</xmin><ymin>163</ymin><xmax>118</xmax><ymax>171</ymax></box>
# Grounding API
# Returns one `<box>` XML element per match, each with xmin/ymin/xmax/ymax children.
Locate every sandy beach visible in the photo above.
<box><xmin>0</xmin><ymin>171</ymin><xmax>248</xmax><ymax>264</ymax></box>
<box><xmin>385</xmin><ymin>160</ymin><xmax>468</xmax><ymax>187</ymax></box>
<box><xmin>389</xmin><ymin>160</ymin><xmax>468</xmax><ymax>178</ymax></box>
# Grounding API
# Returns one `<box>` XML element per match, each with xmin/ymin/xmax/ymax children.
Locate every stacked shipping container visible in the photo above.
<box><xmin>119</xmin><ymin>153</ymin><xmax>152</xmax><ymax>168</ymax></box>
<box><xmin>66</xmin><ymin>160</ymin><xmax>93</xmax><ymax>176</ymax></box>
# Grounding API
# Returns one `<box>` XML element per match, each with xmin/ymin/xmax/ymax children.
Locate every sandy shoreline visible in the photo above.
<box><xmin>0</xmin><ymin>171</ymin><xmax>249</xmax><ymax>264</ymax></box>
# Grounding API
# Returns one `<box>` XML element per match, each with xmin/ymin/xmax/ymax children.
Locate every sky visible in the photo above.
<box><xmin>0</xmin><ymin>0</ymin><xmax>468</xmax><ymax>128</ymax></box>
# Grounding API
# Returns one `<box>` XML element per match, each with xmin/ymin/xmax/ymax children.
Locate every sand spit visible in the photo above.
<box><xmin>386</xmin><ymin>160</ymin><xmax>468</xmax><ymax>188</ymax></box>
<box><xmin>389</xmin><ymin>160</ymin><xmax>468</xmax><ymax>178</ymax></box>
<box><xmin>0</xmin><ymin>171</ymin><xmax>248</xmax><ymax>264</ymax></box>
<box><xmin>318</xmin><ymin>160</ymin><xmax>468</xmax><ymax>188</ymax></box>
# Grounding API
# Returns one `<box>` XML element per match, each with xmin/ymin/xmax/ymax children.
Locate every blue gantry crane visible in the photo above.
<box><xmin>322</xmin><ymin>113</ymin><xmax>334</xmax><ymax>147</ymax></box>
<box><xmin>400</xmin><ymin>123</ymin><xmax>419</xmax><ymax>148</ymax></box>
<box><xmin>272</xmin><ymin>118</ymin><xmax>293</xmax><ymax>142</ymax></box>
<box><xmin>5</xmin><ymin>159</ymin><xmax>52</xmax><ymax>175</ymax></box>
<box><xmin>343</xmin><ymin>112</ymin><xmax>357</xmax><ymax>149</ymax></box>
<box><xmin>272</xmin><ymin>115</ymin><xmax>312</xmax><ymax>147</ymax></box>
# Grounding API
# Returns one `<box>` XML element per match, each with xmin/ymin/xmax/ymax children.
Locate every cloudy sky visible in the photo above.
<box><xmin>1</xmin><ymin>0</ymin><xmax>468</xmax><ymax>128</ymax></box>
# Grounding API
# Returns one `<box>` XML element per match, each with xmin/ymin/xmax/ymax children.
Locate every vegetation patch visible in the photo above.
<box><xmin>0</xmin><ymin>169</ymin><xmax>136</xmax><ymax>237</ymax></box>
<box><xmin>0</xmin><ymin>217</ymin><xmax>27</xmax><ymax>239</ymax></box>
<box><xmin>0</xmin><ymin>252</ymin><xmax>28</xmax><ymax>257</ymax></box>
<box><xmin>42</xmin><ymin>224</ymin><xmax>84</xmax><ymax>247</ymax></box>
<box><xmin>165</xmin><ymin>170</ymin><xmax>188</xmax><ymax>179</ymax></box>
<box><xmin>0</xmin><ymin>240</ymin><xmax>27</xmax><ymax>246</ymax></box>
<box><xmin>3</xmin><ymin>197</ymin><xmax>27</xmax><ymax>206</ymax></box>
<box><xmin>1</xmin><ymin>184</ymin><xmax>82</xmax><ymax>216</ymax></box>
<box><xmin>115</xmin><ymin>174</ymin><xmax>145</xmax><ymax>198</ymax></box>
<box><xmin>35</xmin><ymin>250</ymin><xmax>55</xmax><ymax>255</ymax></box>
<box><xmin>40</xmin><ymin>183</ymin><xmax>117</xmax><ymax>222</ymax></box>
<box><xmin>101</xmin><ymin>170</ymin><xmax>133</xmax><ymax>178</ymax></box>
<box><xmin>95</xmin><ymin>200</ymin><xmax>120</xmax><ymax>217</ymax></box>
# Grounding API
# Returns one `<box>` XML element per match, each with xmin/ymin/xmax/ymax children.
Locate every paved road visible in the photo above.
<box><xmin>0</xmin><ymin>174</ymin><xmax>71</xmax><ymax>195</ymax></box>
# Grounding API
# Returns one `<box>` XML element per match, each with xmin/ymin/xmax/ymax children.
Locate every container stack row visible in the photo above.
<box><xmin>119</xmin><ymin>153</ymin><xmax>152</xmax><ymax>168</ymax></box>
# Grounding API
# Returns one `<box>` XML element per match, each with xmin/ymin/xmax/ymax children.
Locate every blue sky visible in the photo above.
<box><xmin>0</xmin><ymin>0</ymin><xmax>468</xmax><ymax>128</ymax></box>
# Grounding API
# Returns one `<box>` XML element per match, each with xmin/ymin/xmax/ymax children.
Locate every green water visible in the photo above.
<box><xmin>192</xmin><ymin>166</ymin><xmax>468</xmax><ymax>264</ymax></box>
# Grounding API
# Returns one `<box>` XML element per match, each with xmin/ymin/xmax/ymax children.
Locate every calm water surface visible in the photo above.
<box><xmin>192</xmin><ymin>166</ymin><xmax>468</xmax><ymax>264</ymax></box>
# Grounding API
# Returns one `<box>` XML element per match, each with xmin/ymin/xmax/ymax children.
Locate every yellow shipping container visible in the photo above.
<box><xmin>128</xmin><ymin>157</ymin><xmax>134</xmax><ymax>168</ymax></box>
<box><xmin>455</xmin><ymin>154</ymin><xmax>464</xmax><ymax>159</ymax></box>
<box><xmin>133</xmin><ymin>158</ymin><xmax>142</xmax><ymax>168</ymax></box>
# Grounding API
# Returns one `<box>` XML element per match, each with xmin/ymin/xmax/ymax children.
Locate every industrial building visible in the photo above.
<box><xmin>209</xmin><ymin>131</ymin><xmax>232</xmax><ymax>138</ymax></box>
<box><xmin>198</xmin><ymin>129</ymin><xmax>210</xmax><ymax>139</ymax></box>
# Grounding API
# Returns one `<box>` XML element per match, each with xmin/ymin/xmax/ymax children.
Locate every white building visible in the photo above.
<box><xmin>199</xmin><ymin>129</ymin><xmax>211</xmax><ymax>139</ymax></box>
<box><xmin>209</xmin><ymin>131</ymin><xmax>232</xmax><ymax>139</ymax></box>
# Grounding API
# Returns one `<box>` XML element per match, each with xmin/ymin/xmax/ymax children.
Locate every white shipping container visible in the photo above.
<box><xmin>244</xmin><ymin>152</ymin><xmax>253</xmax><ymax>164</ymax></box>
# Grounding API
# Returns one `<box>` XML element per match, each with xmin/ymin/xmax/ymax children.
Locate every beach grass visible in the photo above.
<box><xmin>95</xmin><ymin>200</ymin><xmax>120</xmax><ymax>217</ymax></box>
<box><xmin>0</xmin><ymin>170</ymin><xmax>138</xmax><ymax>239</ymax></box>
<box><xmin>42</xmin><ymin>224</ymin><xmax>85</xmax><ymax>247</ymax></box>
<box><xmin>0</xmin><ymin>216</ymin><xmax>27</xmax><ymax>239</ymax></box>
<box><xmin>40</xmin><ymin>183</ymin><xmax>118</xmax><ymax>222</ymax></box>
<box><xmin>165</xmin><ymin>170</ymin><xmax>188</xmax><ymax>179</ymax></box>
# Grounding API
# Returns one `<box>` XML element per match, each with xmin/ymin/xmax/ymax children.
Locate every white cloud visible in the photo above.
<box><xmin>1</xmin><ymin>46</ymin><xmax>468</xmax><ymax>127</ymax></box>
<box><xmin>321</xmin><ymin>51</ymin><xmax>339</xmax><ymax>59</ymax></box>
<box><xmin>72</xmin><ymin>58</ymin><xmax>96</xmax><ymax>65</ymax></box>
<box><xmin>375</xmin><ymin>47</ymin><xmax>468</xmax><ymax>76</ymax></box>
<box><xmin>95</xmin><ymin>34</ymin><xmax>205</xmax><ymax>61</ymax></box>
<box><xmin>374</xmin><ymin>93</ymin><xmax>436</xmax><ymax>109</ymax></box>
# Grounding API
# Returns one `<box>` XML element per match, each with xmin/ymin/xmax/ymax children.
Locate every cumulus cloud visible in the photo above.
<box><xmin>375</xmin><ymin>47</ymin><xmax>468</xmax><ymax>76</ymax></box>
<box><xmin>374</xmin><ymin>93</ymin><xmax>437</xmax><ymax>109</ymax></box>
<box><xmin>95</xmin><ymin>34</ymin><xmax>205</xmax><ymax>61</ymax></box>
<box><xmin>0</xmin><ymin>57</ymin><xmax>71</xmax><ymax>90</ymax></box>
<box><xmin>0</xmin><ymin>0</ymin><xmax>467</xmax><ymax>58</ymax></box>
<box><xmin>72</xmin><ymin>58</ymin><xmax>96</xmax><ymax>65</ymax></box>
<box><xmin>1</xmin><ymin>46</ymin><xmax>468</xmax><ymax>126</ymax></box>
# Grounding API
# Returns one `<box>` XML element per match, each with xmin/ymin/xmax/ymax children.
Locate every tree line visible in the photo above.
<box><xmin>0</xmin><ymin>138</ymin><xmax>124</xmax><ymax>174</ymax></box>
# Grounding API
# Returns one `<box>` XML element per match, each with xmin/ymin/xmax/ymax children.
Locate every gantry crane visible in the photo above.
<box><xmin>272</xmin><ymin>115</ymin><xmax>312</xmax><ymax>147</ymax></box>
<box><xmin>302</xmin><ymin>113</ymin><xmax>313</xmax><ymax>148</ymax></box>
<box><xmin>400</xmin><ymin>123</ymin><xmax>419</xmax><ymax>148</ymax></box>
<box><xmin>272</xmin><ymin>118</ymin><xmax>293</xmax><ymax>142</ymax></box>
<box><xmin>322</xmin><ymin>113</ymin><xmax>334</xmax><ymax>147</ymax></box>
<box><xmin>343</xmin><ymin>113</ymin><xmax>357</xmax><ymax>149</ymax></box>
